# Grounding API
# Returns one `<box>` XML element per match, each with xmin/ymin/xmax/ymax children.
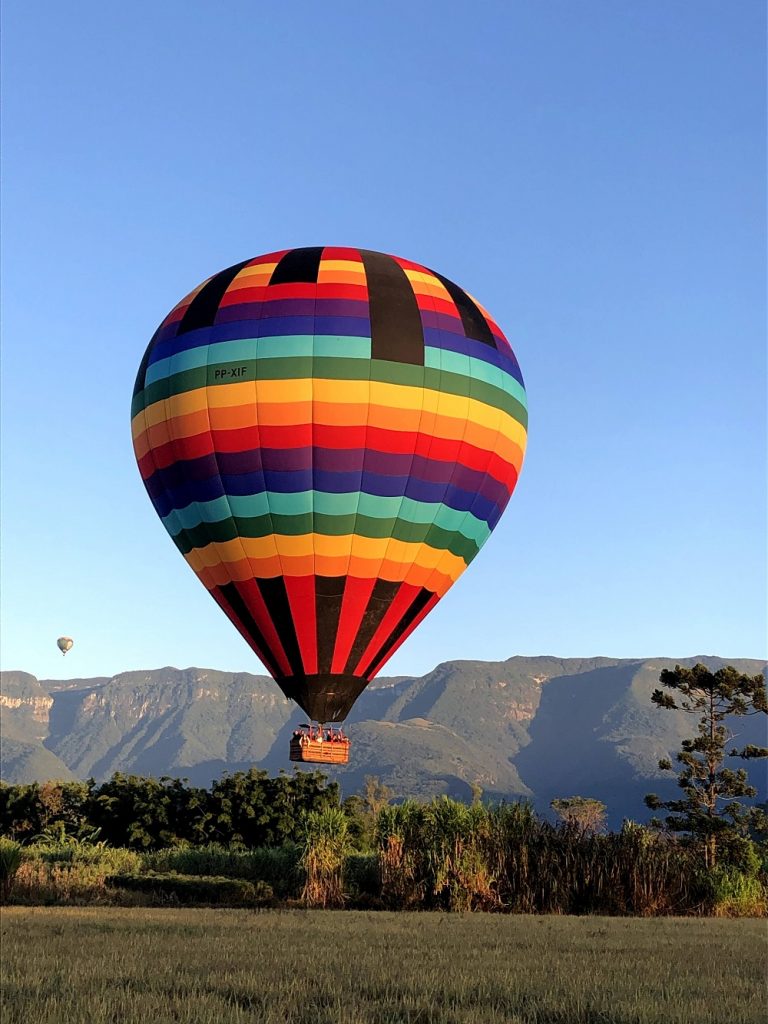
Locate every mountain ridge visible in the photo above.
<box><xmin>2</xmin><ymin>656</ymin><xmax>765</xmax><ymax>826</ymax></box>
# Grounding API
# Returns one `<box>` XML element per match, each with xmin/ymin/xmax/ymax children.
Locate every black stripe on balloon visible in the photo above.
<box><xmin>344</xmin><ymin>578</ymin><xmax>400</xmax><ymax>675</ymax></box>
<box><xmin>431</xmin><ymin>271</ymin><xmax>495</xmax><ymax>347</ymax></box>
<box><xmin>177</xmin><ymin>259</ymin><xmax>253</xmax><ymax>336</ymax></box>
<box><xmin>315</xmin><ymin>576</ymin><xmax>346</xmax><ymax>675</ymax></box>
<box><xmin>256</xmin><ymin>577</ymin><xmax>303</xmax><ymax>677</ymax></box>
<box><xmin>269</xmin><ymin>247</ymin><xmax>324</xmax><ymax>285</ymax></box>
<box><xmin>218</xmin><ymin>582</ymin><xmax>282</xmax><ymax>679</ymax></box>
<box><xmin>360</xmin><ymin>250</ymin><xmax>424</xmax><ymax>365</ymax></box>
<box><xmin>363</xmin><ymin>588</ymin><xmax>434</xmax><ymax>679</ymax></box>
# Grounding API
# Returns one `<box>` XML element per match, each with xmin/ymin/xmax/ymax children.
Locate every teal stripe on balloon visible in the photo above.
<box><xmin>145</xmin><ymin>335</ymin><xmax>372</xmax><ymax>386</ymax></box>
<box><xmin>161</xmin><ymin>490</ymin><xmax>491</xmax><ymax>546</ymax></box>
<box><xmin>425</xmin><ymin>346</ymin><xmax>528</xmax><ymax>409</ymax></box>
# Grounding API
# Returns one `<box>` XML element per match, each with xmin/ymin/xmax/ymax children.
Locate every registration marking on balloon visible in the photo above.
<box><xmin>132</xmin><ymin>248</ymin><xmax>527</xmax><ymax>725</ymax></box>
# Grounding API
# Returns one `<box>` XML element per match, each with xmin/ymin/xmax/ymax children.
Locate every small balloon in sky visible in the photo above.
<box><xmin>57</xmin><ymin>637</ymin><xmax>74</xmax><ymax>656</ymax></box>
<box><xmin>131</xmin><ymin>246</ymin><xmax>527</xmax><ymax>740</ymax></box>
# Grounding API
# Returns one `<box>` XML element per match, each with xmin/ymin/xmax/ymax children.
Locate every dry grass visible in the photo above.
<box><xmin>1</xmin><ymin>908</ymin><xmax>765</xmax><ymax>1024</ymax></box>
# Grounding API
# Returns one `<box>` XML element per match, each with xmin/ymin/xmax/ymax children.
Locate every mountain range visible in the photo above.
<box><xmin>1</xmin><ymin>656</ymin><xmax>765</xmax><ymax>827</ymax></box>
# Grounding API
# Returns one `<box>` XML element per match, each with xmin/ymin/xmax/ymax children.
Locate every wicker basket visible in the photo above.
<box><xmin>289</xmin><ymin>736</ymin><xmax>350</xmax><ymax>764</ymax></box>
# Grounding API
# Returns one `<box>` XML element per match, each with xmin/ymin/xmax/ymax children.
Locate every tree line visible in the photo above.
<box><xmin>1</xmin><ymin>663</ymin><xmax>765</xmax><ymax>868</ymax></box>
<box><xmin>0</xmin><ymin>770</ymin><xmax>339</xmax><ymax>849</ymax></box>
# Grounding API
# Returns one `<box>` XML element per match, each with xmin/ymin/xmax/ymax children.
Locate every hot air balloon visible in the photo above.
<box><xmin>57</xmin><ymin>637</ymin><xmax>74</xmax><ymax>656</ymax></box>
<box><xmin>132</xmin><ymin>247</ymin><xmax>527</xmax><ymax>763</ymax></box>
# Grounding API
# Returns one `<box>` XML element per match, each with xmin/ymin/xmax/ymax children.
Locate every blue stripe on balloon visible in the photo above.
<box><xmin>148</xmin><ymin>317</ymin><xmax>373</xmax><ymax>366</ymax></box>
<box><xmin>145</xmin><ymin>469</ymin><xmax>507</xmax><ymax>526</ymax></box>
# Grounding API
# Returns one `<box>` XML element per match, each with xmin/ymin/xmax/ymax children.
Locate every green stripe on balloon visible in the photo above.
<box><xmin>134</xmin><ymin>356</ymin><xmax>528</xmax><ymax>426</ymax></box>
<box><xmin>169</xmin><ymin>512</ymin><xmax>485</xmax><ymax>564</ymax></box>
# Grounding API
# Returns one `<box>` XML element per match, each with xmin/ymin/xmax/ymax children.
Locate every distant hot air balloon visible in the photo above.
<box><xmin>132</xmin><ymin>247</ymin><xmax>527</xmax><ymax>761</ymax></box>
<box><xmin>57</xmin><ymin>637</ymin><xmax>74</xmax><ymax>656</ymax></box>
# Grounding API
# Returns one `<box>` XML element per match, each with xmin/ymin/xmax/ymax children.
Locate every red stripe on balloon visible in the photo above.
<box><xmin>321</xmin><ymin>247</ymin><xmax>365</xmax><ymax>261</ymax></box>
<box><xmin>330</xmin><ymin>576</ymin><xmax>378</xmax><ymax>675</ymax></box>
<box><xmin>139</xmin><ymin>425</ymin><xmax>518</xmax><ymax>484</ymax></box>
<box><xmin>209</xmin><ymin>586</ymin><xmax>284</xmax><ymax>678</ymax></box>
<box><xmin>233</xmin><ymin>579</ymin><xmax>293</xmax><ymax>677</ymax></box>
<box><xmin>352</xmin><ymin>583</ymin><xmax>422</xmax><ymax>677</ymax></box>
<box><xmin>284</xmin><ymin>575</ymin><xmax>318</xmax><ymax>675</ymax></box>
<box><xmin>365</xmin><ymin>592</ymin><xmax>440</xmax><ymax>678</ymax></box>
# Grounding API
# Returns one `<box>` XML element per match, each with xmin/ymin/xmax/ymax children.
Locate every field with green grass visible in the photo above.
<box><xmin>1</xmin><ymin>908</ymin><xmax>764</xmax><ymax>1024</ymax></box>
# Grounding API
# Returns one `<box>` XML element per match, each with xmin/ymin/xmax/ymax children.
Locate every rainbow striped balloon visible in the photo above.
<box><xmin>132</xmin><ymin>247</ymin><xmax>527</xmax><ymax>722</ymax></box>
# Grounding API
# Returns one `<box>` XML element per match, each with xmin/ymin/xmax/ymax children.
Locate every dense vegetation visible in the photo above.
<box><xmin>2</xmin><ymin>909</ymin><xmax>765</xmax><ymax>1024</ymax></box>
<box><xmin>2</xmin><ymin>664</ymin><xmax>765</xmax><ymax>917</ymax></box>
<box><xmin>0</xmin><ymin>770</ymin><xmax>338</xmax><ymax>848</ymax></box>
<box><xmin>1</xmin><ymin>779</ymin><xmax>765</xmax><ymax>916</ymax></box>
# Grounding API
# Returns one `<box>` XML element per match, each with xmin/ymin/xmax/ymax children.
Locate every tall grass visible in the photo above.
<box><xmin>0</xmin><ymin>838</ymin><xmax>23</xmax><ymax>903</ymax></box>
<box><xmin>10</xmin><ymin>843</ymin><xmax>142</xmax><ymax>905</ymax></box>
<box><xmin>299</xmin><ymin>807</ymin><xmax>353</xmax><ymax>907</ymax></box>
<box><xmin>375</xmin><ymin>800</ymin><xmax>425</xmax><ymax>908</ymax></box>
<box><xmin>374</xmin><ymin>799</ymin><xmax>765</xmax><ymax>916</ymax></box>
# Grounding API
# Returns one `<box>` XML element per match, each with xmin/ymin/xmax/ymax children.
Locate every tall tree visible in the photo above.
<box><xmin>645</xmin><ymin>664</ymin><xmax>767</xmax><ymax>867</ymax></box>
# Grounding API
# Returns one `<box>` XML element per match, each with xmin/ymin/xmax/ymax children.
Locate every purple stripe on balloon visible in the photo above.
<box><xmin>419</xmin><ymin>309</ymin><xmax>466</xmax><ymax>336</ymax></box>
<box><xmin>147</xmin><ymin>446</ymin><xmax>514</xmax><ymax>493</ymax></box>
<box><xmin>143</xmin><ymin>447</ymin><xmax>513</xmax><ymax>523</ymax></box>
<box><xmin>257</xmin><ymin>315</ymin><xmax>371</xmax><ymax>338</ymax></box>
<box><xmin>216</xmin><ymin>298</ymin><xmax>369</xmax><ymax>323</ymax></box>
<box><xmin>147</xmin><ymin>468</ymin><xmax>507</xmax><ymax>526</ymax></box>
<box><xmin>147</xmin><ymin>446</ymin><xmax>513</xmax><ymax>499</ymax></box>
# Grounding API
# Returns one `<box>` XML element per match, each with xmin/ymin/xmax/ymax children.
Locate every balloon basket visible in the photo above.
<box><xmin>289</xmin><ymin>728</ymin><xmax>350</xmax><ymax>765</ymax></box>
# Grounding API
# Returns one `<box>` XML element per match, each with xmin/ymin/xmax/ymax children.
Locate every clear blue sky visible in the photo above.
<box><xmin>2</xmin><ymin>1</ymin><xmax>765</xmax><ymax>682</ymax></box>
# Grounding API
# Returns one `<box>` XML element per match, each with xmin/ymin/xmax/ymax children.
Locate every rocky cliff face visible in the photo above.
<box><xmin>1</xmin><ymin>656</ymin><xmax>765</xmax><ymax>826</ymax></box>
<box><xmin>0</xmin><ymin>672</ymin><xmax>54</xmax><ymax>743</ymax></box>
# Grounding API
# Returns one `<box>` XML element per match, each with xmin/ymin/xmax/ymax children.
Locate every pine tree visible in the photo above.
<box><xmin>645</xmin><ymin>664</ymin><xmax>767</xmax><ymax>867</ymax></box>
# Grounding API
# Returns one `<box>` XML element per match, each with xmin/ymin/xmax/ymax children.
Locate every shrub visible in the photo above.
<box><xmin>706</xmin><ymin>867</ymin><xmax>767</xmax><ymax>917</ymax></box>
<box><xmin>0</xmin><ymin>838</ymin><xmax>23</xmax><ymax>902</ymax></box>
<box><xmin>142</xmin><ymin>844</ymin><xmax>301</xmax><ymax>898</ymax></box>
<box><xmin>24</xmin><ymin>842</ymin><xmax>141</xmax><ymax>873</ymax></box>
<box><xmin>345</xmin><ymin>853</ymin><xmax>380</xmax><ymax>900</ymax></box>
<box><xmin>9</xmin><ymin>844</ymin><xmax>143</xmax><ymax>905</ymax></box>
<box><xmin>105</xmin><ymin>872</ymin><xmax>273</xmax><ymax>907</ymax></box>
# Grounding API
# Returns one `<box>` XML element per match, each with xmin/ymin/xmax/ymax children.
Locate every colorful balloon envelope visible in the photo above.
<box><xmin>132</xmin><ymin>247</ymin><xmax>527</xmax><ymax>722</ymax></box>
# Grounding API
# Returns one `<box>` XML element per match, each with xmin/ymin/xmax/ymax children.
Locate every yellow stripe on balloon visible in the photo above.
<box><xmin>185</xmin><ymin>533</ymin><xmax>467</xmax><ymax>581</ymax></box>
<box><xmin>228</xmin><ymin>262</ymin><xmax>280</xmax><ymax>284</ymax></box>
<box><xmin>133</xmin><ymin>380</ymin><xmax>527</xmax><ymax>448</ymax></box>
<box><xmin>317</xmin><ymin>259</ymin><xmax>367</xmax><ymax>280</ymax></box>
<box><xmin>190</xmin><ymin>553</ymin><xmax>458</xmax><ymax>597</ymax></box>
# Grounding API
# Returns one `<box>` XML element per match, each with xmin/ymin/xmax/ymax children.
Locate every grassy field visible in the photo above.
<box><xmin>1</xmin><ymin>908</ymin><xmax>764</xmax><ymax>1024</ymax></box>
